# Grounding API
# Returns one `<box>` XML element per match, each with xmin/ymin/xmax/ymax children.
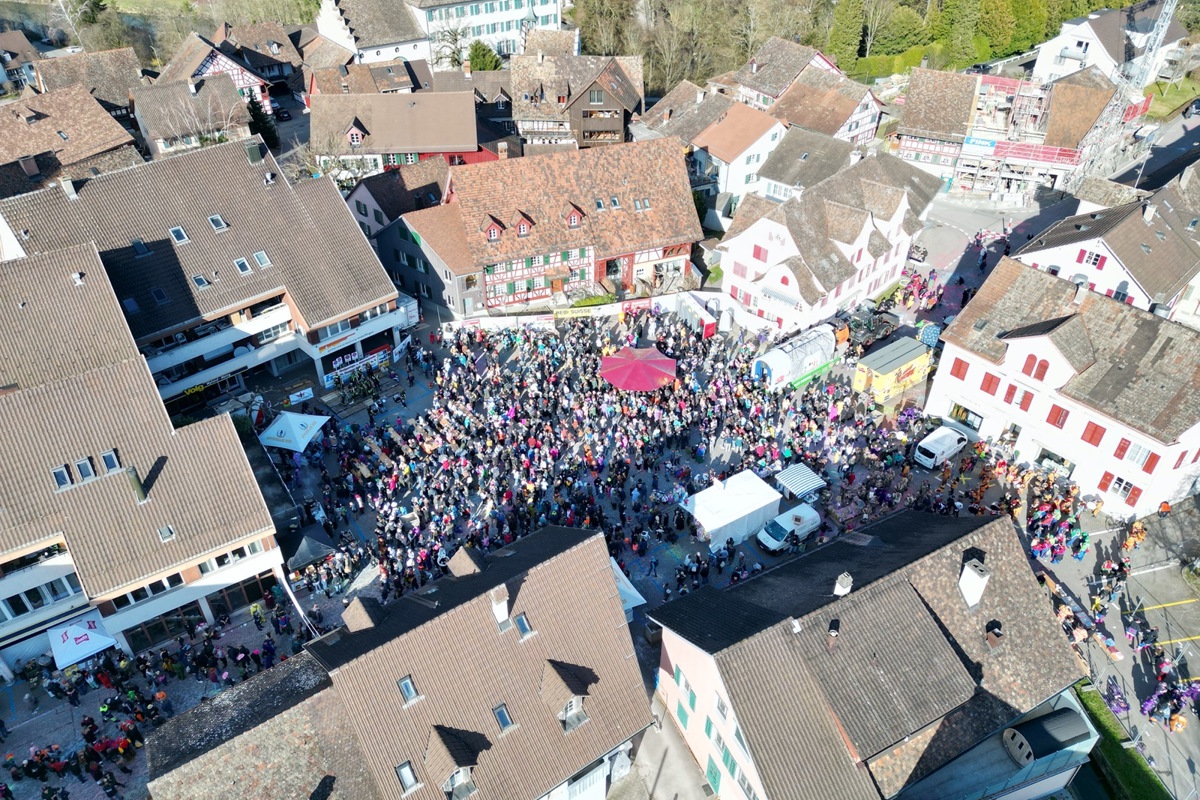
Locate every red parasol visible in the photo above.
<box><xmin>600</xmin><ymin>346</ymin><xmax>677</xmax><ymax>392</ymax></box>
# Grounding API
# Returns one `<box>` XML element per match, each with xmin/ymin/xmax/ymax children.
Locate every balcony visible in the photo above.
<box><xmin>581</xmin><ymin>115</ymin><xmax>621</xmax><ymax>132</ymax></box>
<box><xmin>145</xmin><ymin>304</ymin><xmax>293</xmax><ymax>373</ymax></box>
<box><xmin>155</xmin><ymin>333</ymin><xmax>302</xmax><ymax>399</ymax></box>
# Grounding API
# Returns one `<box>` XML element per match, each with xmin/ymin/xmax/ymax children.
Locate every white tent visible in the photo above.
<box><xmin>48</xmin><ymin>609</ymin><xmax>118</xmax><ymax>669</ymax></box>
<box><xmin>681</xmin><ymin>470</ymin><xmax>782</xmax><ymax>552</ymax></box>
<box><xmin>774</xmin><ymin>463</ymin><xmax>827</xmax><ymax>500</ymax></box>
<box><xmin>609</xmin><ymin>558</ymin><xmax>647</xmax><ymax>623</ymax></box>
<box><xmin>258</xmin><ymin>411</ymin><xmax>331</xmax><ymax>451</ymax></box>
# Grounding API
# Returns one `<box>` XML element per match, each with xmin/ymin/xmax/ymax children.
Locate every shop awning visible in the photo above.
<box><xmin>774</xmin><ymin>463</ymin><xmax>827</xmax><ymax>499</ymax></box>
<box><xmin>48</xmin><ymin>609</ymin><xmax>118</xmax><ymax>669</ymax></box>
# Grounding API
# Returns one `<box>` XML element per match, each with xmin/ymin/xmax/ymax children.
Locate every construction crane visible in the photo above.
<box><xmin>1066</xmin><ymin>0</ymin><xmax>1179</xmax><ymax>190</ymax></box>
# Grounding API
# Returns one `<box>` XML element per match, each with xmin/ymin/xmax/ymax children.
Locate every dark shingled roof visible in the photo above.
<box><xmin>33</xmin><ymin>47</ymin><xmax>144</xmax><ymax>116</ymax></box>
<box><xmin>757</xmin><ymin>126</ymin><xmax>855</xmax><ymax>190</ymax></box>
<box><xmin>943</xmin><ymin>257</ymin><xmax>1200</xmax><ymax>443</ymax></box>
<box><xmin>899</xmin><ymin>69</ymin><xmax>978</xmax><ymax>143</ymax></box>
<box><xmin>1079</xmin><ymin>0</ymin><xmax>1187</xmax><ymax>66</ymax></box>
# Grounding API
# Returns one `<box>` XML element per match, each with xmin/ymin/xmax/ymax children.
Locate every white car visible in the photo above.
<box><xmin>913</xmin><ymin>427</ymin><xmax>969</xmax><ymax>469</ymax></box>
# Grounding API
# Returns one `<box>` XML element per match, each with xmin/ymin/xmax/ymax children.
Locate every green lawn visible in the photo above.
<box><xmin>1074</xmin><ymin>680</ymin><xmax>1172</xmax><ymax>800</ymax></box>
<box><xmin>1145</xmin><ymin>76</ymin><xmax>1200</xmax><ymax>121</ymax></box>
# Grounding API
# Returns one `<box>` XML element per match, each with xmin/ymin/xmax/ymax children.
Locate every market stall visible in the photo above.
<box><xmin>681</xmin><ymin>470</ymin><xmax>782</xmax><ymax>552</ymax></box>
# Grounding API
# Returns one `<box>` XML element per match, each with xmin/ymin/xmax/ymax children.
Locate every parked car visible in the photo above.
<box><xmin>1186</xmin><ymin>99</ymin><xmax>1200</xmax><ymax>119</ymax></box>
<box><xmin>913</xmin><ymin>426</ymin><xmax>969</xmax><ymax>469</ymax></box>
<box><xmin>269</xmin><ymin>98</ymin><xmax>281</xmax><ymax>111</ymax></box>
<box><xmin>275</xmin><ymin>108</ymin><xmax>292</xmax><ymax>121</ymax></box>
<box><xmin>755</xmin><ymin>505</ymin><xmax>821</xmax><ymax>554</ymax></box>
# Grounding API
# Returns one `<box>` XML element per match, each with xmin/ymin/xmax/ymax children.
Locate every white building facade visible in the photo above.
<box><xmin>1031</xmin><ymin>4</ymin><xmax>1186</xmax><ymax>86</ymax></box>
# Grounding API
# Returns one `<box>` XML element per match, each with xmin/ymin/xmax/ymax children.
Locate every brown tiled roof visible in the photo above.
<box><xmin>219</xmin><ymin>21</ymin><xmax>302</xmax><ymax>74</ymax></box>
<box><xmin>524</xmin><ymin>29</ymin><xmax>578</xmax><ymax>56</ymax></box>
<box><xmin>305</xmin><ymin>528</ymin><xmax>652</xmax><ymax>800</ymax></box>
<box><xmin>0</xmin><ymin>243</ymin><xmax>275</xmax><ymax>595</ymax></box>
<box><xmin>0</xmin><ymin>139</ymin><xmax>397</xmax><ymax>339</ymax></box>
<box><xmin>356</xmin><ymin>156</ymin><xmax>449</xmax><ymax>221</ymax></box>
<box><xmin>420</xmin><ymin>137</ymin><xmax>700</xmax><ymax>267</ymax></box>
<box><xmin>333</xmin><ymin>0</ymin><xmax>425</xmax><ymax>47</ymax></box>
<box><xmin>1073</xmin><ymin>176</ymin><xmax>1150</xmax><ymax>209</ymax></box>
<box><xmin>429</xmin><ymin>67</ymin><xmax>511</xmax><ymax>102</ymax></box>
<box><xmin>943</xmin><ymin>257</ymin><xmax>1200</xmax><ymax>443</ymax></box>
<box><xmin>130</xmin><ymin>74</ymin><xmax>250</xmax><ymax>143</ymax></box>
<box><xmin>770</xmin><ymin>64</ymin><xmax>870</xmax><ymax>135</ymax></box>
<box><xmin>310</xmin><ymin>59</ymin><xmax>417</xmax><ymax>95</ymax></box>
<box><xmin>0</xmin><ymin>30</ymin><xmax>38</xmax><ymax>67</ymax></box>
<box><xmin>0</xmin><ymin>84</ymin><xmax>134</xmax><ymax>168</ymax></box>
<box><xmin>403</xmin><ymin>203</ymin><xmax>476</xmax><ymax>276</ymax></box>
<box><xmin>296</xmin><ymin>30</ymin><xmax>355</xmax><ymax>69</ymax></box>
<box><xmin>898</xmin><ymin>69</ymin><xmax>978</xmax><ymax>142</ymax></box>
<box><xmin>159</xmin><ymin>33</ymin><xmax>231</xmax><ymax>84</ymax></box>
<box><xmin>1043</xmin><ymin>66</ymin><xmax>1115</xmax><ymax>149</ymax></box>
<box><xmin>511</xmin><ymin>53</ymin><xmax>642</xmax><ymax>123</ymax></box>
<box><xmin>733</xmin><ymin>37</ymin><xmax>818</xmax><ymax>98</ymax></box>
<box><xmin>310</xmin><ymin>92</ymin><xmax>477</xmax><ymax>154</ymax></box>
<box><xmin>759</xmin><ymin>127</ymin><xmax>855</xmax><ymax>190</ymax></box>
<box><xmin>640</xmin><ymin>82</ymin><xmax>735</xmax><ymax>144</ymax></box>
<box><xmin>691</xmin><ymin>101</ymin><xmax>779</xmax><ymax>163</ymax></box>
<box><xmin>33</xmin><ymin>47</ymin><xmax>143</xmax><ymax>116</ymax></box>
<box><xmin>723</xmin><ymin>193</ymin><xmax>776</xmax><ymax>238</ymax></box>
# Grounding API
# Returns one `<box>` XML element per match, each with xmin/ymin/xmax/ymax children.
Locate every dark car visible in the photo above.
<box><xmin>1186</xmin><ymin>99</ymin><xmax>1200</xmax><ymax>119</ymax></box>
<box><xmin>275</xmin><ymin>108</ymin><xmax>292</xmax><ymax>121</ymax></box>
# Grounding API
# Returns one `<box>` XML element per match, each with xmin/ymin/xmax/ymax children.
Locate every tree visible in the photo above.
<box><xmin>1044</xmin><ymin>0</ymin><xmax>1085</xmax><ymax>38</ymax></box>
<box><xmin>862</xmin><ymin>0</ymin><xmax>896</xmax><ymax>57</ymax></box>
<box><xmin>936</xmin><ymin>0</ymin><xmax>981</xmax><ymax>64</ymax></box>
<box><xmin>432</xmin><ymin>22</ymin><xmax>472</xmax><ymax>67</ymax></box>
<box><xmin>246</xmin><ymin>97</ymin><xmax>279</xmax><ymax>149</ymax></box>
<box><xmin>467</xmin><ymin>39</ymin><xmax>503</xmax><ymax>70</ymax></box>
<box><xmin>873</xmin><ymin>6</ymin><xmax>928</xmax><ymax>54</ymax></box>
<box><xmin>828</xmin><ymin>0</ymin><xmax>866</xmax><ymax>69</ymax></box>
<box><xmin>1009</xmin><ymin>0</ymin><xmax>1047</xmax><ymax>51</ymax></box>
<box><xmin>978</xmin><ymin>0</ymin><xmax>1015</xmax><ymax>55</ymax></box>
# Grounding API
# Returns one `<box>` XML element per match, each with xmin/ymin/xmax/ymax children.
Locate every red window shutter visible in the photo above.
<box><xmin>950</xmin><ymin>358</ymin><xmax>969</xmax><ymax>380</ymax></box>
<box><xmin>1082</xmin><ymin>422</ymin><xmax>1106</xmax><ymax>446</ymax></box>
<box><xmin>1114</xmin><ymin>438</ymin><xmax>1130</xmax><ymax>460</ymax></box>
<box><xmin>1076</xmin><ymin>248</ymin><xmax>1087</xmax><ymax>263</ymax></box>
<box><xmin>1096</xmin><ymin>255</ymin><xmax>1106</xmax><ymax>270</ymax></box>
<box><xmin>1105</xmin><ymin>289</ymin><xmax>1114</xmax><ymax>297</ymax></box>
<box><xmin>1088</xmin><ymin>282</ymin><xmax>1095</xmax><ymax>290</ymax></box>
<box><xmin>1175</xmin><ymin>451</ymin><xmax>1187</xmax><ymax>469</ymax></box>
<box><xmin>780</xmin><ymin>275</ymin><xmax>789</xmax><ymax>286</ymax></box>
<box><xmin>1126</xmin><ymin>486</ymin><xmax>1142</xmax><ymax>507</ymax></box>
<box><xmin>981</xmin><ymin>373</ymin><xmax>999</xmax><ymax>395</ymax></box>
<box><xmin>1022</xmin><ymin>354</ymin><xmax>1036</xmax><ymax>376</ymax></box>
<box><xmin>1033</xmin><ymin>360</ymin><xmax>1048</xmax><ymax>381</ymax></box>
<box><xmin>1098</xmin><ymin>471</ymin><xmax>1114</xmax><ymax>491</ymax></box>
<box><xmin>1019</xmin><ymin>392</ymin><xmax>1032</xmax><ymax>411</ymax></box>
<box><xmin>1046</xmin><ymin>404</ymin><xmax>1068</xmax><ymax>428</ymax></box>
<box><xmin>1004</xmin><ymin>385</ymin><xmax>1016</xmax><ymax>404</ymax></box>
<box><xmin>1143</xmin><ymin>452</ymin><xmax>1160</xmax><ymax>474</ymax></box>
<box><xmin>1193</xmin><ymin>450</ymin><xmax>1200</xmax><ymax>464</ymax></box>
<box><xmin>1125</xmin><ymin>296</ymin><xmax>1134</xmax><ymax>305</ymax></box>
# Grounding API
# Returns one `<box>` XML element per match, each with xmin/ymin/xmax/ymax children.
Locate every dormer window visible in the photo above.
<box><xmin>349</xmin><ymin>131</ymin><xmax>362</xmax><ymax>146</ymax></box>
<box><xmin>444</xmin><ymin>767</ymin><xmax>475</xmax><ymax>798</ymax></box>
<box><xmin>568</xmin><ymin>213</ymin><xmax>579</xmax><ymax>228</ymax></box>
<box><xmin>560</xmin><ymin>696</ymin><xmax>589</xmax><ymax>732</ymax></box>
<box><xmin>517</xmin><ymin>222</ymin><xmax>529</xmax><ymax>237</ymax></box>
<box><xmin>487</xmin><ymin>227</ymin><xmax>499</xmax><ymax>241</ymax></box>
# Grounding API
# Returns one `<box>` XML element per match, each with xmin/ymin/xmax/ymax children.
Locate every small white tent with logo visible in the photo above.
<box><xmin>258</xmin><ymin>411</ymin><xmax>331</xmax><ymax>451</ymax></box>
<box><xmin>48</xmin><ymin>610</ymin><xmax>118</xmax><ymax>668</ymax></box>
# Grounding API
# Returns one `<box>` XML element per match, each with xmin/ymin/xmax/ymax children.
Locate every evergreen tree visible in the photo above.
<box><xmin>828</xmin><ymin>0</ymin><xmax>866</xmax><ymax>70</ymax></box>
<box><xmin>978</xmin><ymin>0</ymin><xmax>1016</xmax><ymax>55</ymax></box>
<box><xmin>247</xmin><ymin>97</ymin><xmax>279</xmax><ymax>150</ymax></box>
<box><xmin>874</xmin><ymin>6</ymin><xmax>929</xmax><ymax>55</ymax></box>
<box><xmin>1009</xmin><ymin>0</ymin><xmax>1048</xmax><ymax>51</ymax></box>
<box><xmin>467</xmin><ymin>39</ymin><xmax>503</xmax><ymax>70</ymax></box>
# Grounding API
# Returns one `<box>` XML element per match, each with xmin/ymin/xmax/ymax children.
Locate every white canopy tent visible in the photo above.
<box><xmin>48</xmin><ymin>609</ymin><xmax>118</xmax><ymax>669</ymax></box>
<box><xmin>258</xmin><ymin>411</ymin><xmax>331</xmax><ymax>451</ymax></box>
<box><xmin>774</xmin><ymin>463</ymin><xmax>827</xmax><ymax>500</ymax></box>
<box><xmin>609</xmin><ymin>558</ymin><xmax>648</xmax><ymax>623</ymax></box>
<box><xmin>681</xmin><ymin>470</ymin><xmax>782</xmax><ymax>552</ymax></box>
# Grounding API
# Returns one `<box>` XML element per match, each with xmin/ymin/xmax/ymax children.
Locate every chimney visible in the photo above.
<box><xmin>985</xmin><ymin>621</ymin><xmax>1004</xmax><ymax>649</ymax></box>
<box><xmin>695</xmin><ymin>89</ymin><xmax>705</xmax><ymax>105</ymax></box>
<box><xmin>1143</xmin><ymin>203</ymin><xmax>1157</xmax><ymax>224</ymax></box>
<box><xmin>188</xmin><ymin>79</ymin><xmax>198</xmax><ymax>95</ymax></box>
<box><xmin>665</xmin><ymin>107</ymin><xmax>672</xmax><ymax>120</ymax></box>
<box><xmin>828</xmin><ymin>618</ymin><xmax>840</xmax><ymax>637</ymax></box>
<box><xmin>489</xmin><ymin>585</ymin><xmax>510</xmax><ymax>628</ymax></box>
<box><xmin>538</xmin><ymin>50</ymin><xmax>544</xmax><ymax>64</ymax></box>
<box><xmin>61</xmin><ymin>178</ymin><xmax>77</xmax><ymax>201</ymax></box>
<box><xmin>833</xmin><ymin>572</ymin><xmax>852</xmax><ymax>596</ymax></box>
<box><xmin>497</xmin><ymin>140</ymin><xmax>509</xmax><ymax>159</ymax></box>
<box><xmin>1073</xmin><ymin>282</ymin><xmax>1087</xmax><ymax>305</ymax></box>
<box><xmin>959</xmin><ymin>559</ymin><xmax>991</xmax><ymax>608</ymax></box>
<box><xmin>849</xmin><ymin>149</ymin><xmax>862</xmax><ymax>165</ymax></box>
<box><xmin>70</xmin><ymin>271</ymin><xmax>84</xmax><ymax>286</ymax></box>
<box><xmin>463</xmin><ymin>59</ymin><xmax>472</xmax><ymax>79</ymax></box>
<box><xmin>750</xmin><ymin>58</ymin><xmax>759</xmax><ymax>74</ymax></box>
<box><xmin>125</xmin><ymin>466</ymin><xmax>148</xmax><ymax>504</ymax></box>
<box><xmin>18</xmin><ymin>156</ymin><xmax>38</xmax><ymax>177</ymax></box>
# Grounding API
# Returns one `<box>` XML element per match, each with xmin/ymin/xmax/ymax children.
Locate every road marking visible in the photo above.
<box><xmin>1142</xmin><ymin>599</ymin><xmax>1199</xmax><ymax>611</ymax></box>
<box><xmin>1157</xmin><ymin>634</ymin><xmax>1200</xmax><ymax>647</ymax></box>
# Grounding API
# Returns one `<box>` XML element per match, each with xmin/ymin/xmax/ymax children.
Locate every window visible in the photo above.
<box><xmin>397</xmin><ymin>675</ymin><xmax>419</xmax><ymax>703</ymax></box>
<box><xmin>122</xmin><ymin>297</ymin><xmax>140</xmax><ymax>313</ymax></box>
<box><xmin>395</xmin><ymin>761</ymin><xmax>419</xmax><ymax>792</ymax></box>
<box><xmin>589</xmin><ymin>89</ymin><xmax>604</xmax><ymax>104</ymax></box>
<box><xmin>736</xmin><ymin>771</ymin><xmax>760</xmax><ymax>800</ymax></box>
<box><xmin>1082</xmin><ymin>422</ymin><xmax>1106</xmax><ymax>447</ymax></box>
<box><xmin>949</xmin><ymin>403</ymin><xmax>982</xmax><ymax>431</ymax></box>
<box><xmin>1100</xmin><ymin>473</ymin><xmax>1141</xmax><ymax>506</ymax></box>
<box><xmin>752</xmin><ymin>245</ymin><xmax>768</xmax><ymax>262</ymax></box>
<box><xmin>355</xmin><ymin>200</ymin><xmax>368</xmax><ymax>216</ymax></box>
<box><xmin>1046</xmin><ymin>404</ymin><xmax>1069</xmax><ymax>428</ymax></box>
<box><xmin>949</xmin><ymin>358</ymin><xmax>969</xmax><ymax>380</ymax></box>
<box><xmin>192</xmin><ymin>274</ymin><xmax>211</xmax><ymax>288</ymax></box>
<box><xmin>715</xmin><ymin>695</ymin><xmax>729</xmax><ymax>720</ymax></box>
<box><xmin>980</xmin><ymin>373</ymin><xmax>1000</xmax><ymax>395</ymax></box>
<box><xmin>52</xmin><ymin>465</ymin><xmax>71</xmax><ymax>490</ymax></box>
<box><xmin>169</xmin><ymin>226</ymin><xmax>190</xmax><ymax>243</ymax></box>
<box><xmin>253</xmin><ymin>251</ymin><xmax>272</xmax><ymax>268</ymax></box>
<box><xmin>487</xmin><ymin>227</ymin><xmax>499</xmax><ymax>241</ymax></box>
<box><xmin>319</xmin><ymin>319</ymin><xmax>352</xmax><ymax>341</ymax></box>
<box><xmin>1124</xmin><ymin>441</ymin><xmax>1152</xmax><ymax>467</ymax></box>
<box><xmin>493</xmin><ymin>703</ymin><xmax>515</xmax><ymax>731</ymax></box>
<box><xmin>361</xmin><ymin>303</ymin><xmax>389</xmax><ymax>322</ymax></box>
<box><xmin>514</xmin><ymin>612</ymin><xmax>532</xmax><ymax>637</ymax></box>
<box><xmin>517</xmin><ymin>222</ymin><xmax>529</xmax><ymax>237</ymax></box>
<box><xmin>374</xmin><ymin>209</ymin><xmax>385</xmax><ymax>225</ymax></box>
<box><xmin>349</xmin><ymin>131</ymin><xmax>362</xmax><ymax>146</ymax></box>
<box><xmin>610</xmin><ymin>196</ymin><xmax>620</xmax><ymax>209</ymax></box>
<box><xmin>633</xmin><ymin>199</ymin><xmax>643</xmax><ymax>211</ymax></box>
<box><xmin>208</xmin><ymin>214</ymin><xmax>228</xmax><ymax>231</ymax></box>
<box><xmin>152</xmin><ymin>287</ymin><xmax>169</xmax><ymax>306</ymax></box>
<box><xmin>234</xmin><ymin>258</ymin><xmax>252</xmax><ymax>275</ymax></box>
<box><xmin>568</xmin><ymin>213</ymin><xmax>579</xmax><ymax>227</ymax></box>
<box><xmin>157</xmin><ymin>525</ymin><xmax>176</xmax><ymax>543</ymax></box>
<box><xmin>1033</xmin><ymin>360</ymin><xmax>1048</xmax><ymax>381</ymax></box>
<box><xmin>100</xmin><ymin>450</ymin><xmax>120</xmax><ymax>472</ymax></box>
<box><xmin>258</xmin><ymin>321</ymin><xmax>290</xmax><ymax>342</ymax></box>
<box><xmin>1077</xmin><ymin>249</ymin><xmax>1105</xmax><ymax>269</ymax></box>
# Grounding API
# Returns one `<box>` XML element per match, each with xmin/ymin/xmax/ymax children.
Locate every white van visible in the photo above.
<box><xmin>913</xmin><ymin>427</ymin><xmax>969</xmax><ymax>469</ymax></box>
<box><xmin>755</xmin><ymin>504</ymin><xmax>821</xmax><ymax>554</ymax></box>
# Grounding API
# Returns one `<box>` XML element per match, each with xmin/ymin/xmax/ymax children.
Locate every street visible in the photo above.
<box><xmin>1112</xmin><ymin>109</ymin><xmax>1200</xmax><ymax>191</ymax></box>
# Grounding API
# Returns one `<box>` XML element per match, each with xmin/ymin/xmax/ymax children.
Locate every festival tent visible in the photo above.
<box><xmin>48</xmin><ymin>609</ymin><xmax>119</xmax><ymax>669</ymax></box>
<box><xmin>258</xmin><ymin>411</ymin><xmax>331</xmax><ymax>451</ymax></box>
<box><xmin>681</xmin><ymin>470</ymin><xmax>782</xmax><ymax>552</ymax></box>
<box><xmin>282</xmin><ymin>527</ymin><xmax>338</xmax><ymax>571</ymax></box>
<box><xmin>600</xmin><ymin>347</ymin><xmax>677</xmax><ymax>392</ymax></box>
<box><xmin>609</xmin><ymin>558</ymin><xmax>648</xmax><ymax>623</ymax></box>
<box><xmin>774</xmin><ymin>463</ymin><xmax>827</xmax><ymax>500</ymax></box>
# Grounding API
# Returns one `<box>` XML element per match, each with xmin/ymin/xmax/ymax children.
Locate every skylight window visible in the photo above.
<box><xmin>1189</xmin><ymin>218</ymin><xmax>1198</xmax><ymax>232</ymax></box>
<box><xmin>151</xmin><ymin>287</ymin><xmax>169</xmax><ymax>306</ymax></box>
<box><xmin>52</xmin><ymin>465</ymin><xmax>71</xmax><ymax>490</ymax></box>
<box><xmin>132</xmin><ymin>239</ymin><xmax>150</xmax><ymax>257</ymax></box>
<box><xmin>57</xmin><ymin>130</ymin><xmax>68</xmax><ymax>141</ymax></box>
<box><xmin>122</xmin><ymin>297</ymin><xmax>140</xmax><ymax>313</ymax></box>
<box><xmin>494</xmin><ymin>703</ymin><xmax>515</xmax><ymax>731</ymax></box>
<box><xmin>253</xmin><ymin>251</ymin><xmax>272</xmax><ymax>268</ymax></box>
<box><xmin>75</xmin><ymin>458</ymin><xmax>95</xmax><ymax>481</ymax></box>
<box><xmin>594</xmin><ymin>198</ymin><xmax>604</xmax><ymax>211</ymax></box>
<box><xmin>101</xmin><ymin>450</ymin><xmax>120</xmax><ymax>472</ymax></box>
<box><xmin>234</xmin><ymin>258</ymin><xmax>252</xmax><ymax>275</ymax></box>
<box><xmin>192</xmin><ymin>274</ymin><xmax>211</xmax><ymax>288</ymax></box>
<box><xmin>209</xmin><ymin>214</ymin><xmax>229</xmax><ymax>232</ymax></box>
<box><xmin>514</xmin><ymin>612</ymin><xmax>533</xmax><ymax>637</ymax></box>
<box><xmin>610</xmin><ymin>196</ymin><xmax>620</xmax><ymax>209</ymax></box>
<box><xmin>643</xmin><ymin>198</ymin><xmax>651</xmax><ymax>209</ymax></box>
<box><xmin>157</xmin><ymin>525</ymin><xmax>176</xmax><ymax>543</ymax></box>
<box><xmin>397</xmin><ymin>675</ymin><xmax>419</xmax><ymax>703</ymax></box>
<box><xmin>633</xmin><ymin>199</ymin><xmax>643</xmax><ymax>211</ymax></box>
<box><xmin>170</xmin><ymin>226</ymin><xmax>189</xmax><ymax>244</ymax></box>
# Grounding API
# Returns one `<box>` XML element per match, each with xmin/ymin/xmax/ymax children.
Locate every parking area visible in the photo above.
<box><xmin>269</xmin><ymin>90</ymin><xmax>309</xmax><ymax>158</ymax></box>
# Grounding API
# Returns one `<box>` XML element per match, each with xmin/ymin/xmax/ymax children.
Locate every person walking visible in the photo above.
<box><xmin>647</xmin><ymin>556</ymin><xmax>658</xmax><ymax>577</ymax></box>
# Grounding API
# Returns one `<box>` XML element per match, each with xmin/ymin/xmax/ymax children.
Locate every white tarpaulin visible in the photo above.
<box><xmin>609</xmin><ymin>558</ymin><xmax>647</xmax><ymax>623</ymax></box>
<box><xmin>48</xmin><ymin>609</ymin><xmax>118</xmax><ymax>669</ymax></box>
<box><xmin>774</xmin><ymin>463</ymin><xmax>827</xmax><ymax>500</ymax></box>
<box><xmin>681</xmin><ymin>470</ymin><xmax>782</xmax><ymax>552</ymax></box>
<box><xmin>258</xmin><ymin>411</ymin><xmax>331</xmax><ymax>451</ymax></box>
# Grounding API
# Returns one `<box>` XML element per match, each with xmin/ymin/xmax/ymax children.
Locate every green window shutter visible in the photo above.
<box><xmin>412</xmin><ymin>231</ymin><xmax>421</xmax><ymax>246</ymax></box>
<box><xmin>525</xmin><ymin>257</ymin><xmax>533</xmax><ymax>268</ymax></box>
<box><xmin>689</xmin><ymin>689</ymin><xmax>697</xmax><ymax>710</ymax></box>
<box><xmin>561</xmin><ymin>251</ymin><xmax>570</xmax><ymax>262</ymax></box>
<box><xmin>722</xmin><ymin>746</ymin><xmax>737</xmax><ymax>776</ymax></box>
<box><xmin>705</xmin><ymin>757</ymin><xmax>721</xmax><ymax>793</ymax></box>
<box><xmin>526</xmin><ymin>279</ymin><xmax>534</xmax><ymax>291</ymax></box>
<box><xmin>674</xmin><ymin>666</ymin><xmax>681</xmax><ymax>685</ymax></box>
<box><xmin>506</xmin><ymin>282</ymin><xmax>515</xmax><ymax>294</ymax></box>
<box><xmin>578</xmin><ymin>269</ymin><xmax>588</xmax><ymax>282</ymax></box>
<box><xmin>542</xmin><ymin>254</ymin><xmax>550</xmax><ymax>265</ymax></box>
<box><xmin>676</xmin><ymin>701</ymin><xmax>689</xmax><ymax>728</ymax></box>
<box><xmin>578</xmin><ymin>248</ymin><xmax>586</xmax><ymax>258</ymax></box>
<box><xmin>705</xmin><ymin>717</ymin><xmax>713</xmax><ymax>737</ymax></box>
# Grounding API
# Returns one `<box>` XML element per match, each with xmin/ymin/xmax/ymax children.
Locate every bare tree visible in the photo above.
<box><xmin>862</xmin><ymin>0</ymin><xmax>896</xmax><ymax>58</ymax></box>
<box><xmin>48</xmin><ymin>0</ymin><xmax>85</xmax><ymax>46</ymax></box>
<box><xmin>283</xmin><ymin>135</ymin><xmax>378</xmax><ymax>188</ymax></box>
<box><xmin>432</xmin><ymin>21</ymin><xmax>472</xmax><ymax>68</ymax></box>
